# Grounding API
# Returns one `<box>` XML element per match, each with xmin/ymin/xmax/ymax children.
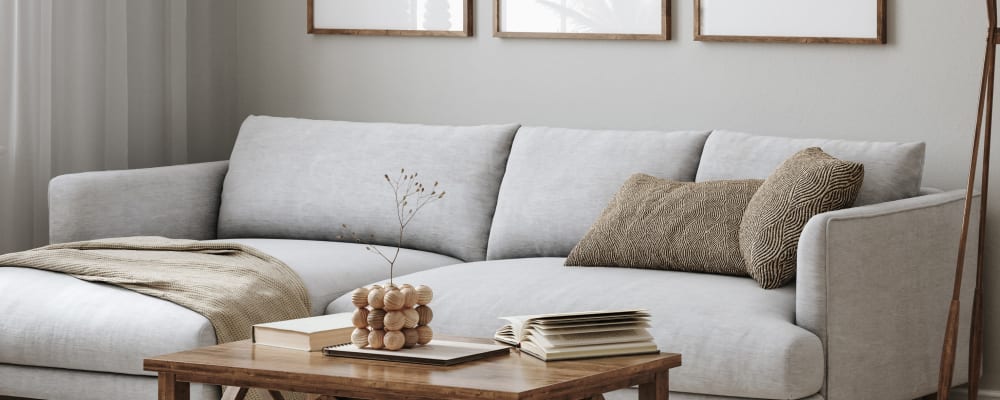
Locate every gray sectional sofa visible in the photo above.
<box><xmin>0</xmin><ymin>116</ymin><xmax>978</xmax><ymax>400</ymax></box>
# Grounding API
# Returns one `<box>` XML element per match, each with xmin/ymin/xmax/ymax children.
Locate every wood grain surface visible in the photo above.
<box><xmin>145</xmin><ymin>337</ymin><xmax>680</xmax><ymax>400</ymax></box>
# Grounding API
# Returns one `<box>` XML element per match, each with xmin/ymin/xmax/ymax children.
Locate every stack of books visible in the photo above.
<box><xmin>494</xmin><ymin>309</ymin><xmax>658</xmax><ymax>361</ymax></box>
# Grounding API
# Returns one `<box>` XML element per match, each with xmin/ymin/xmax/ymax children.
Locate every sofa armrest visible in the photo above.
<box><xmin>795</xmin><ymin>189</ymin><xmax>978</xmax><ymax>400</ymax></box>
<box><xmin>49</xmin><ymin>161</ymin><xmax>229</xmax><ymax>243</ymax></box>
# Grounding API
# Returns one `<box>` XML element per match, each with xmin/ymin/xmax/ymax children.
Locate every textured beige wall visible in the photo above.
<box><xmin>233</xmin><ymin>0</ymin><xmax>999</xmax><ymax>392</ymax></box>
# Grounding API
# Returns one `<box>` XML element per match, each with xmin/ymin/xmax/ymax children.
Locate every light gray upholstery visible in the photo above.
<box><xmin>328</xmin><ymin>258</ymin><xmax>825</xmax><ymax>400</ymax></box>
<box><xmin>796</xmin><ymin>189</ymin><xmax>977</xmax><ymax>400</ymax></box>
<box><xmin>220</xmin><ymin>239</ymin><xmax>461</xmax><ymax>316</ymax></box>
<box><xmin>218</xmin><ymin>116</ymin><xmax>519</xmax><ymax>261</ymax></box>
<box><xmin>0</xmin><ymin>240</ymin><xmax>458</xmax><ymax>377</ymax></box>
<box><xmin>0</xmin><ymin>364</ymin><xmax>218</xmax><ymax>400</ymax></box>
<box><xmin>48</xmin><ymin>161</ymin><xmax>229</xmax><ymax>244</ymax></box>
<box><xmin>695</xmin><ymin>130</ymin><xmax>925</xmax><ymax>206</ymax></box>
<box><xmin>0</xmin><ymin>267</ymin><xmax>217</xmax><ymax>376</ymax></box>
<box><xmin>16</xmin><ymin>123</ymin><xmax>968</xmax><ymax>400</ymax></box>
<box><xmin>486</xmin><ymin>127</ymin><xmax>711</xmax><ymax>260</ymax></box>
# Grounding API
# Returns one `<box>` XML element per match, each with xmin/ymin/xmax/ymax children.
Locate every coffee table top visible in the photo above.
<box><xmin>144</xmin><ymin>337</ymin><xmax>681</xmax><ymax>400</ymax></box>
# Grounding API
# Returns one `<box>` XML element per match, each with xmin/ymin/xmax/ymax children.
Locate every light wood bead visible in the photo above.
<box><xmin>350</xmin><ymin>287</ymin><xmax>369</xmax><ymax>308</ymax></box>
<box><xmin>351</xmin><ymin>328</ymin><xmax>370</xmax><ymax>348</ymax></box>
<box><xmin>400</xmin><ymin>283</ymin><xmax>414</xmax><ymax>289</ymax></box>
<box><xmin>416</xmin><ymin>325</ymin><xmax>433</xmax><ymax>345</ymax></box>
<box><xmin>416</xmin><ymin>305</ymin><xmax>433</xmax><ymax>326</ymax></box>
<box><xmin>402</xmin><ymin>328</ymin><xmax>418</xmax><ymax>348</ymax></box>
<box><xmin>367</xmin><ymin>287</ymin><xmax>385</xmax><ymax>309</ymax></box>
<box><xmin>384</xmin><ymin>331</ymin><xmax>405</xmax><ymax>351</ymax></box>
<box><xmin>367</xmin><ymin>309</ymin><xmax>386</xmax><ymax>330</ymax></box>
<box><xmin>352</xmin><ymin>308</ymin><xmax>370</xmax><ymax>329</ymax></box>
<box><xmin>401</xmin><ymin>287</ymin><xmax>418</xmax><ymax>308</ymax></box>
<box><xmin>402</xmin><ymin>307</ymin><xmax>419</xmax><ymax>328</ymax></box>
<box><xmin>367</xmin><ymin>329</ymin><xmax>385</xmax><ymax>350</ymax></box>
<box><xmin>383</xmin><ymin>289</ymin><xmax>405</xmax><ymax>311</ymax></box>
<box><xmin>416</xmin><ymin>285</ymin><xmax>434</xmax><ymax>305</ymax></box>
<box><xmin>368</xmin><ymin>284</ymin><xmax>382</xmax><ymax>290</ymax></box>
<box><xmin>384</xmin><ymin>311</ymin><xmax>405</xmax><ymax>331</ymax></box>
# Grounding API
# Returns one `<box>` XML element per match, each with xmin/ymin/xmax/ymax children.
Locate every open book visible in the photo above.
<box><xmin>494</xmin><ymin>309</ymin><xmax>658</xmax><ymax>361</ymax></box>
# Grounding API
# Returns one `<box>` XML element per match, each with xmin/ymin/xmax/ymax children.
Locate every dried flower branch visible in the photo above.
<box><xmin>341</xmin><ymin>169</ymin><xmax>446</xmax><ymax>286</ymax></box>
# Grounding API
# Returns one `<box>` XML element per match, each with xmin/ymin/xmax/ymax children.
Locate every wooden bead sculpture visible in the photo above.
<box><xmin>367</xmin><ymin>309</ymin><xmax>386</xmax><ymax>330</ymax></box>
<box><xmin>384</xmin><ymin>311</ymin><xmax>405</xmax><ymax>331</ymax></box>
<box><xmin>351</xmin><ymin>328</ymin><xmax>370</xmax><ymax>348</ymax></box>
<box><xmin>352</xmin><ymin>308</ymin><xmax>369</xmax><ymax>328</ymax></box>
<box><xmin>384</xmin><ymin>331</ymin><xmax>405</xmax><ymax>351</ymax></box>
<box><xmin>351</xmin><ymin>283</ymin><xmax>434</xmax><ymax>351</ymax></box>
<box><xmin>383</xmin><ymin>289</ymin><xmax>405</xmax><ymax>311</ymax></box>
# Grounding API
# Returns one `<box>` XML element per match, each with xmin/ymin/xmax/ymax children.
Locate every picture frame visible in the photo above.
<box><xmin>307</xmin><ymin>0</ymin><xmax>473</xmax><ymax>37</ymax></box>
<box><xmin>493</xmin><ymin>0</ymin><xmax>670</xmax><ymax>41</ymax></box>
<box><xmin>694</xmin><ymin>0</ymin><xmax>886</xmax><ymax>44</ymax></box>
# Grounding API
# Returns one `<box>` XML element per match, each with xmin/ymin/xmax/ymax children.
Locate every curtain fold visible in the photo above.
<box><xmin>0</xmin><ymin>0</ymin><xmax>51</xmax><ymax>254</ymax></box>
<box><xmin>0</xmin><ymin>0</ymin><xmax>227</xmax><ymax>253</ymax></box>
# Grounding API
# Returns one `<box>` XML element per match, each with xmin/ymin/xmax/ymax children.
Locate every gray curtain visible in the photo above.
<box><xmin>0</xmin><ymin>0</ymin><xmax>237</xmax><ymax>254</ymax></box>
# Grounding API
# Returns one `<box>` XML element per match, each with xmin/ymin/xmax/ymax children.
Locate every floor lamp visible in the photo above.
<box><xmin>937</xmin><ymin>0</ymin><xmax>994</xmax><ymax>398</ymax></box>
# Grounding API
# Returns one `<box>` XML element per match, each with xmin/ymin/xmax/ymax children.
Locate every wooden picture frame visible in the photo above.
<box><xmin>493</xmin><ymin>0</ymin><xmax>670</xmax><ymax>41</ymax></box>
<box><xmin>694</xmin><ymin>0</ymin><xmax>886</xmax><ymax>44</ymax></box>
<box><xmin>307</xmin><ymin>0</ymin><xmax>473</xmax><ymax>37</ymax></box>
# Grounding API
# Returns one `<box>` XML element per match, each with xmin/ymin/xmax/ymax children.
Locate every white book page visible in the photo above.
<box><xmin>254</xmin><ymin>313</ymin><xmax>353</xmax><ymax>334</ymax></box>
<box><xmin>534</xmin><ymin>322</ymin><xmax>651</xmax><ymax>336</ymax></box>
<box><xmin>526</xmin><ymin>329</ymin><xmax>653</xmax><ymax>348</ymax></box>
<box><xmin>498</xmin><ymin>309</ymin><xmax>648</xmax><ymax>342</ymax></box>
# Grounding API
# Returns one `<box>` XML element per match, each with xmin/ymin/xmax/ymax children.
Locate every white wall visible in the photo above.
<box><xmin>234</xmin><ymin>0</ymin><xmax>1000</xmax><ymax>393</ymax></box>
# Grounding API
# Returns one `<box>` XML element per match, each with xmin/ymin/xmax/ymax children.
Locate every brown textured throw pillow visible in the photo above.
<box><xmin>740</xmin><ymin>147</ymin><xmax>865</xmax><ymax>289</ymax></box>
<box><xmin>566</xmin><ymin>173</ymin><xmax>763</xmax><ymax>276</ymax></box>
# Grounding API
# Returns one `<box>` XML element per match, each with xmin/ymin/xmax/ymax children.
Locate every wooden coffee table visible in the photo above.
<box><xmin>144</xmin><ymin>338</ymin><xmax>681</xmax><ymax>400</ymax></box>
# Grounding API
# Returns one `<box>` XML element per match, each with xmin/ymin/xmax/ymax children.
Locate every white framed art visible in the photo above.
<box><xmin>494</xmin><ymin>0</ymin><xmax>669</xmax><ymax>41</ymax></box>
<box><xmin>695</xmin><ymin>0</ymin><xmax>886</xmax><ymax>44</ymax></box>
<box><xmin>308</xmin><ymin>0</ymin><xmax>473</xmax><ymax>37</ymax></box>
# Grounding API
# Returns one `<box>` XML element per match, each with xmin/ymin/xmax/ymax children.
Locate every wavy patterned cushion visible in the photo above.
<box><xmin>740</xmin><ymin>147</ymin><xmax>865</xmax><ymax>289</ymax></box>
<box><xmin>566</xmin><ymin>174</ymin><xmax>762</xmax><ymax>276</ymax></box>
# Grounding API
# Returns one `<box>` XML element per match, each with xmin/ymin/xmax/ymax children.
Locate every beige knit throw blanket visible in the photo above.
<box><xmin>0</xmin><ymin>236</ymin><xmax>311</xmax><ymax>343</ymax></box>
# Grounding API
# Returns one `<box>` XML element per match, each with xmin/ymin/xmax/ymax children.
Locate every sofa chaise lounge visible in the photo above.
<box><xmin>0</xmin><ymin>116</ymin><xmax>978</xmax><ymax>400</ymax></box>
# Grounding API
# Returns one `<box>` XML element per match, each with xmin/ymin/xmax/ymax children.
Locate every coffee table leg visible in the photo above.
<box><xmin>638</xmin><ymin>371</ymin><xmax>669</xmax><ymax>400</ymax></box>
<box><xmin>157</xmin><ymin>372</ymin><xmax>190</xmax><ymax>400</ymax></box>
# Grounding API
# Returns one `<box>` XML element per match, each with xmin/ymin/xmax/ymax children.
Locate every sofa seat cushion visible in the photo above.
<box><xmin>0</xmin><ymin>240</ymin><xmax>459</xmax><ymax>376</ymax></box>
<box><xmin>0</xmin><ymin>267</ymin><xmax>217</xmax><ymax>376</ymax></box>
<box><xmin>328</xmin><ymin>258</ymin><xmax>824</xmax><ymax>400</ymax></box>
<box><xmin>222</xmin><ymin>239</ymin><xmax>462</xmax><ymax>315</ymax></box>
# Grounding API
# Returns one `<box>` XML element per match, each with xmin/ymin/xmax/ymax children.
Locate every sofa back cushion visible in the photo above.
<box><xmin>695</xmin><ymin>130</ymin><xmax>925</xmax><ymax>205</ymax></box>
<box><xmin>218</xmin><ymin>116</ymin><xmax>520</xmax><ymax>262</ymax></box>
<box><xmin>486</xmin><ymin>127</ymin><xmax>711</xmax><ymax>260</ymax></box>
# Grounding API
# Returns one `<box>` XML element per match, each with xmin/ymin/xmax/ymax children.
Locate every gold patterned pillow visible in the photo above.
<box><xmin>740</xmin><ymin>147</ymin><xmax>865</xmax><ymax>289</ymax></box>
<box><xmin>566</xmin><ymin>174</ymin><xmax>763</xmax><ymax>276</ymax></box>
